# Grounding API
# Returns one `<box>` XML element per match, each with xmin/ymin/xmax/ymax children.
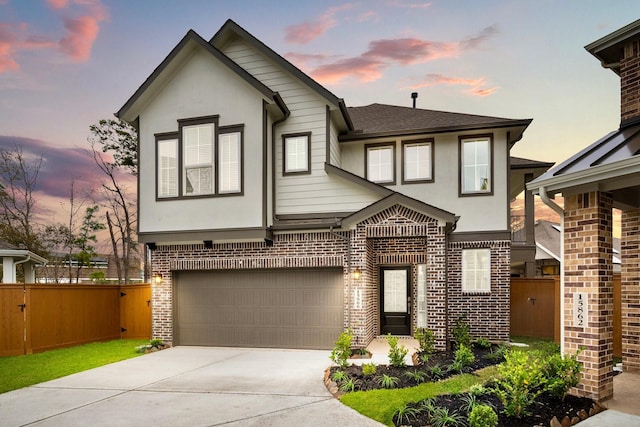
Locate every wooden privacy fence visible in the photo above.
<box><xmin>0</xmin><ymin>283</ymin><xmax>151</xmax><ymax>356</ymax></box>
<box><xmin>510</xmin><ymin>276</ymin><xmax>622</xmax><ymax>357</ymax></box>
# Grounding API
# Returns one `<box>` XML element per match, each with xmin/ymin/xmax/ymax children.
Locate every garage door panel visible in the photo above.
<box><xmin>175</xmin><ymin>269</ymin><xmax>344</xmax><ymax>349</ymax></box>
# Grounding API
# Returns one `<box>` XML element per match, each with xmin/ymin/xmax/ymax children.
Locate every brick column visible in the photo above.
<box><xmin>621</xmin><ymin>208</ymin><xmax>640</xmax><ymax>372</ymax></box>
<box><xmin>564</xmin><ymin>191</ymin><xmax>614</xmax><ymax>401</ymax></box>
<box><xmin>150</xmin><ymin>248</ymin><xmax>173</xmax><ymax>344</ymax></box>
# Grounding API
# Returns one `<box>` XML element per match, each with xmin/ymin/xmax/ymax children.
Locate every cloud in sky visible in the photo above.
<box><xmin>0</xmin><ymin>0</ymin><xmax>107</xmax><ymax>74</ymax></box>
<box><xmin>385</xmin><ymin>0</ymin><xmax>432</xmax><ymax>9</ymax></box>
<box><xmin>284</xmin><ymin>4</ymin><xmax>353</xmax><ymax>44</ymax></box>
<box><xmin>0</xmin><ymin>135</ymin><xmax>131</xmax><ymax>202</ymax></box>
<box><xmin>407</xmin><ymin>73</ymin><xmax>499</xmax><ymax>97</ymax></box>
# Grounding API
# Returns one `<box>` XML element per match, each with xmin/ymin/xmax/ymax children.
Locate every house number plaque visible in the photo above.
<box><xmin>573</xmin><ymin>293</ymin><xmax>587</xmax><ymax>328</ymax></box>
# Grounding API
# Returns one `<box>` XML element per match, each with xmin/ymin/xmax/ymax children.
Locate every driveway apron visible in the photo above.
<box><xmin>0</xmin><ymin>347</ymin><xmax>383</xmax><ymax>426</ymax></box>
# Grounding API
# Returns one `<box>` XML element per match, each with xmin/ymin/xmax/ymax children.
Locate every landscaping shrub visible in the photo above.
<box><xmin>491</xmin><ymin>348</ymin><xmax>546</xmax><ymax>418</ymax></box>
<box><xmin>330</xmin><ymin>329</ymin><xmax>353</xmax><ymax>368</ymax></box>
<box><xmin>543</xmin><ymin>349</ymin><xmax>583</xmax><ymax>400</ymax></box>
<box><xmin>414</xmin><ymin>327</ymin><xmax>436</xmax><ymax>357</ymax></box>
<box><xmin>468</xmin><ymin>404</ymin><xmax>498</xmax><ymax>427</ymax></box>
<box><xmin>362</xmin><ymin>362</ymin><xmax>376</xmax><ymax>376</ymax></box>
<box><xmin>450</xmin><ymin>344</ymin><xmax>475</xmax><ymax>373</ymax></box>
<box><xmin>452</xmin><ymin>315</ymin><xmax>472</xmax><ymax>348</ymax></box>
<box><xmin>386</xmin><ymin>334</ymin><xmax>408</xmax><ymax>368</ymax></box>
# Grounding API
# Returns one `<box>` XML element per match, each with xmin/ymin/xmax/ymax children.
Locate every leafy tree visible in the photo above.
<box><xmin>88</xmin><ymin>119</ymin><xmax>139</xmax><ymax>284</ymax></box>
<box><xmin>0</xmin><ymin>146</ymin><xmax>45</xmax><ymax>254</ymax></box>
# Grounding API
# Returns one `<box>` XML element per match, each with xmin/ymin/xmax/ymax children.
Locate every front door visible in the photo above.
<box><xmin>380</xmin><ymin>267</ymin><xmax>411</xmax><ymax>335</ymax></box>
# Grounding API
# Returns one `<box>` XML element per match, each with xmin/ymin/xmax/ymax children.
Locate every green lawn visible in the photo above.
<box><xmin>0</xmin><ymin>339</ymin><xmax>149</xmax><ymax>394</ymax></box>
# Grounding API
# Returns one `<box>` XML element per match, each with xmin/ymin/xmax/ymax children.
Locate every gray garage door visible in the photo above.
<box><xmin>174</xmin><ymin>269</ymin><xmax>344</xmax><ymax>349</ymax></box>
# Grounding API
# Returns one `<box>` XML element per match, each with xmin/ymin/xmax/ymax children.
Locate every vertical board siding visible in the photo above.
<box><xmin>223</xmin><ymin>38</ymin><xmax>378</xmax><ymax>214</ymax></box>
<box><xmin>0</xmin><ymin>284</ymin><xmax>151</xmax><ymax>356</ymax></box>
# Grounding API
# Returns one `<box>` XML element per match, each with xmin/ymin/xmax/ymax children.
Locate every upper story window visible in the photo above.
<box><xmin>156</xmin><ymin>115</ymin><xmax>244</xmax><ymax>200</ymax></box>
<box><xmin>218</xmin><ymin>127</ymin><xmax>242</xmax><ymax>194</ymax></box>
<box><xmin>402</xmin><ymin>140</ymin><xmax>433</xmax><ymax>183</ymax></box>
<box><xmin>462</xmin><ymin>248</ymin><xmax>491</xmax><ymax>293</ymax></box>
<box><xmin>283</xmin><ymin>133</ymin><xmax>311</xmax><ymax>175</ymax></box>
<box><xmin>460</xmin><ymin>135</ymin><xmax>492</xmax><ymax>195</ymax></box>
<box><xmin>157</xmin><ymin>134</ymin><xmax>178</xmax><ymax>198</ymax></box>
<box><xmin>366</xmin><ymin>143</ymin><xmax>395</xmax><ymax>184</ymax></box>
<box><xmin>183</xmin><ymin>123</ymin><xmax>214</xmax><ymax>196</ymax></box>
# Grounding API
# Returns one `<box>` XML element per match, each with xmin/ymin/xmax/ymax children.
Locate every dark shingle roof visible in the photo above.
<box><xmin>344</xmin><ymin>103</ymin><xmax>531</xmax><ymax>138</ymax></box>
<box><xmin>510</xmin><ymin>156</ymin><xmax>555</xmax><ymax>170</ymax></box>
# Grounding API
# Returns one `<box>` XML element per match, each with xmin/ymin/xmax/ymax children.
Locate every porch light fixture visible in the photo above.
<box><xmin>153</xmin><ymin>272</ymin><xmax>163</xmax><ymax>285</ymax></box>
<box><xmin>352</xmin><ymin>268</ymin><xmax>362</xmax><ymax>280</ymax></box>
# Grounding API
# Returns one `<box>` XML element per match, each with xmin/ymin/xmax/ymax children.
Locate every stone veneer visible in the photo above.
<box><xmin>621</xmin><ymin>208</ymin><xmax>640</xmax><ymax>372</ymax></box>
<box><xmin>564</xmin><ymin>191</ymin><xmax>614</xmax><ymax>401</ymax></box>
<box><xmin>149</xmin><ymin>204</ymin><xmax>511</xmax><ymax>351</ymax></box>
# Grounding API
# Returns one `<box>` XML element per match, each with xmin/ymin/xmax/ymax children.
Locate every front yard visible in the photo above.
<box><xmin>0</xmin><ymin>339</ymin><xmax>148</xmax><ymax>394</ymax></box>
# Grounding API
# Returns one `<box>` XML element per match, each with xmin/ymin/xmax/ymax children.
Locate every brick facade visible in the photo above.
<box><xmin>621</xmin><ymin>40</ymin><xmax>640</xmax><ymax>123</ymax></box>
<box><xmin>149</xmin><ymin>203</ymin><xmax>511</xmax><ymax>350</ymax></box>
<box><xmin>447</xmin><ymin>240</ymin><xmax>511</xmax><ymax>343</ymax></box>
<box><xmin>564</xmin><ymin>191</ymin><xmax>614</xmax><ymax>401</ymax></box>
<box><xmin>621</xmin><ymin>208</ymin><xmax>640</xmax><ymax>372</ymax></box>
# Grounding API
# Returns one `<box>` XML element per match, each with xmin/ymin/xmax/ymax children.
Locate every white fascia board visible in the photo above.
<box><xmin>527</xmin><ymin>157</ymin><xmax>640</xmax><ymax>195</ymax></box>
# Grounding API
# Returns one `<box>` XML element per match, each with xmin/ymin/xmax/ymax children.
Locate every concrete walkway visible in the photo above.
<box><xmin>0</xmin><ymin>347</ymin><xmax>383</xmax><ymax>427</ymax></box>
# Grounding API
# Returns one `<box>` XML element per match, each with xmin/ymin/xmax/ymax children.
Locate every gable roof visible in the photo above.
<box><xmin>340</xmin><ymin>192</ymin><xmax>457</xmax><ymax>230</ymax></box>
<box><xmin>210</xmin><ymin>19</ymin><xmax>354</xmax><ymax>131</ymax></box>
<box><xmin>341</xmin><ymin>103</ymin><xmax>532</xmax><ymax>141</ymax></box>
<box><xmin>116</xmin><ymin>29</ymin><xmax>288</xmax><ymax>123</ymax></box>
<box><xmin>510</xmin><ymin>156</ymin><xmax>555</xmax><ymax>170</ymax></box>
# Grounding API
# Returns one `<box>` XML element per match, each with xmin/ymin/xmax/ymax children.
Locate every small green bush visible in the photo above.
<box><xmin>386</xmin><ymin>334</ymin><xmax>408</xmax><ymax>368</ymax></box>
<box><xmin>394</xmin><ymin>403</ymin><xmax>421</xmax><ymax>425</ymax></box>
<box><xmin>338</xmin><ymin>376</ymin><xmax>361</xmax><ymax>392</ymax></box>
<box><xmin>475</xmin><ymin>337</ymin><xmax>491</xmax><ymax>349</ymax></box>
<box><xmin>450</xmin><ymin>344</ymin><xmax>475</xmax><ymax>373</ymax></box>
<box><xmin>330</xmin><ymin>329</ymin><xmax>353</xmax><ymax>368</ymax></box>
<box><xmin>543</xmin><ymin>350</ymin><xmax>583</xmax><ymax>400</ymax></box>
<box><xmin>452</xmin><ymin>315</ymin><xmax>472</xmax><ymax>348</ymax></box>
<box><xmin>362</xmin><ymin>362</ymin><xmax>376</xmax><ymax>376</ymax></box>
<box><xmin>414</xmin><ymin>327</ymin><xmax>436</xmax><ymax>355</ymax></box>
<box><xmin>403</xmin><ymin>369</ymin><xmax>427</xmax><ymax>384</ymax></box>
<box><xmin>468</xmin><ymin>404</ymin><xmax>498</xmax><ymax>427</ymax></box>
<box><xmin>491</xmin><ymin>349</ymin><xmax>546</xmax><ymax>418</ymax></box>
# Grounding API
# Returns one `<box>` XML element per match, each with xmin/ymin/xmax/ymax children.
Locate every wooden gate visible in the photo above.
<box><xmin>0</xmin><ymin>285</ymin><xmax>26</xmax><ymax>356</ymax></box>
<box><xmin>120</xmin><ymin>284</ymin><xmax>151</xmax><ymax>339</ymax></box>
<box><xmin>510</xmin><ymin>277</ymin><xmax>559</xmax><ymax>340</ymax></box>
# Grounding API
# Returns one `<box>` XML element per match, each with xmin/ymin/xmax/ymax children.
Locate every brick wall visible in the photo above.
<box><xmin>447</xmin><ymin>240</ymin><xmax>511</xmax><ymax>342</ymax></box>
<box><xmin>564</xmin><ymin>191</ymin><xmax>614</xmax><ymax>401</ymax></box>
<box><xmin>621</xmin><ymin>40</ymin><xmax>640</xmax><ymax>122</ymax></box>
<box><xmin>621</xmin><ymin>208</ymin><xmax>640</xmax><ymax>372</ymax></box>
<box><xmin>149</xmin><ymin>204</ymin><xmax>511</xmax><ymax>351</ymax></box>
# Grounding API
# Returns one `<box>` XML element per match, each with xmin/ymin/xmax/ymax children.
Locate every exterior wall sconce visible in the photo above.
<box><xmin>352</xmin><ymin>268</ymin><xmax>362</xmax><ymax>280</ymax></box>
<box><xmin>153</xmin><ymin>272</ymin><xmax>163</xmax><ymax>285</ymax></box>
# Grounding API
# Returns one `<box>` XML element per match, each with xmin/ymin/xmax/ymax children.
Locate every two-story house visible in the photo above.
<box><xmin>117</xmin><ymin>19</ymin><xmax>542</xmax><ymax>350</ymax></box>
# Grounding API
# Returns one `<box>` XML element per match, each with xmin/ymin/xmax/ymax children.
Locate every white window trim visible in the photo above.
<box><xmin>218</xmin><ymin>131</ymin><xmax>241</xmax><ymax>194</ymax></box>
<box><xmin>283</xmin><ymin>134</ymin><xmax>310</xmax><ymax>175</ymax></box>
<box><xmin>462</xmin><ymin>248</ymin><xmax>491</xmax><ymax>293</ymax></box>
<box><xmin>403</xmin><ymin>141</ymin><xmax>433</xmax><ymax>183</ymax></box>
<box><xmin>366</xmin><ymin>144</ymin><xmax>395</xmax><ymax>184</ymax></box>
<box><xmin>157</xmin><ymin>138</ymin><xmax>178</xmax><ymax>198</ymax></box>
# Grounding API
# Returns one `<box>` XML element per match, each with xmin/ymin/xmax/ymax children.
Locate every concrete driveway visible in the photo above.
<box><xmin>0</xmin><ymin>347</ymin><xmax>383</xmax><ymax>426</ymax></box>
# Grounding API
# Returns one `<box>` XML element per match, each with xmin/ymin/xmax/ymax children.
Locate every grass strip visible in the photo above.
<box><xmin>340</xmin><ymin>366</ymin><xmax>497</xmax><ymax>426</ymax></box>
<box><xmin>0</xmin><ymin>339</ymin><xmax>148</xmax><ymax>394</ymax></box>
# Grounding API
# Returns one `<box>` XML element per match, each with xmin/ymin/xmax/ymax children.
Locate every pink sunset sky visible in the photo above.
<box><xmin>0</xmin><ymin>0</ymin><xmax>639</xmax><ymax>231</ymax></box>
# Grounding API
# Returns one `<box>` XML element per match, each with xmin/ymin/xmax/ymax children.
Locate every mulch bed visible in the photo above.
<box><xmin>328</xmin><ymin>344</ymin><xmax>602</xmax><ymax>427</ymax></box>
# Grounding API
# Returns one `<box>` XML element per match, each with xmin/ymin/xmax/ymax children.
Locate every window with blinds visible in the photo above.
<box><xmin>284</xmin><ymin>134</ymin><xmax>310</xmax><ymax>174</ymax></box>
<box><xmin>183</xmin><ymin>124</ymin><xmax>214</xmax><ymax>196</ymax></box>
<box><xmin>366</xmin><ymin>144</ymin><xmax>394</xmax><ymax>184</ymax></box>
<box><xmin>218</xmin><ymin>131</ymin><xmax>241</xmax><ymax>193</ymax></box>
<box><xmin>462</xmin><ymin>248</ymin><xmax>491</xmax><ymax>293</ymax></box>
<box><xmin>157</xmin><ymin>138</ymin><xmax>178</xmax><ymax>198</ymax></box>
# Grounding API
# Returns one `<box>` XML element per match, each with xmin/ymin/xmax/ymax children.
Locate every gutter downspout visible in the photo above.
<box><xmin>14</xmin><ymin>254</ymin><xmax>32</xmax><ymax>283</ymax></box>
<box><xmin>539</xmin><ymin>186</ymin><xmax>565</xmax><ymax>354</ymax></box>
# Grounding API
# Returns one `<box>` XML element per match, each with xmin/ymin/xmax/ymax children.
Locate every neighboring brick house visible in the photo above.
<box><xmin>117</xmin><ymin>19</ymin><xmax>546</xmax><ymax>350</ymax></box>
<box><xmin>36</xmin><ymin>253</ymin><xmax>144</xmax><ymax>284</ymax></box>
<box><xmin>529</xmin><ymin>19</ymin><xmax>640</xmax><ymax>401</ymax></box>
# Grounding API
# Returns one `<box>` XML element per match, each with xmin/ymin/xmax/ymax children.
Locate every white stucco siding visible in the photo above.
<box><xmin>339</xmin><ymin>130</ymin><xmax>511</xmax><ymax>232</ymax></box>
<box><xmin>137</xmin><ymin>47</ymin><xmax>267</xmax><ymax>234</ymax></box>
<box><xmin>223</xmin><ymin>37</ymin><xmax>377</xmax><ymax>215</ymax></box>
